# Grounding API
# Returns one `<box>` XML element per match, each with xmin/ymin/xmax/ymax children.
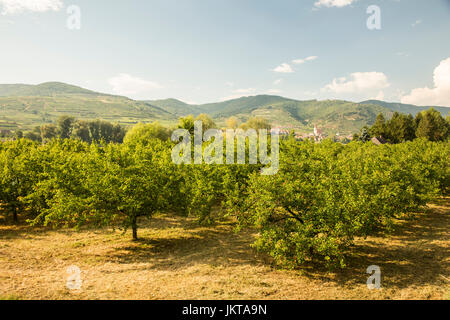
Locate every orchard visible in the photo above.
<box><xmin>0</xmin><ymin>130</ymin><xmax>448</xmax><ymax>268</ymax></box>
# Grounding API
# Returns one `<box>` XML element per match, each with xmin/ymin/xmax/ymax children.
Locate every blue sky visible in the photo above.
<box><xmin>0</xmin><ymin>0</ymin><xmax>449</xmax><ymax>105</ymax></box>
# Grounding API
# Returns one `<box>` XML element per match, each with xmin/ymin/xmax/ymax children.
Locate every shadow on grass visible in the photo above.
<box><xmin>1</xmin><ymin>199</ymin><xmax>448</xmax><ymax>291</ymax></box>
<box><xmin>0</xmin><ymin>219</ymin><xmax>52</xmax><ymax>240</ymax></box>
<box><xmin>109</xmin><ymin>199</ymin><xmax>449</xmax><ymax>290</ymax></box>
<box><xmin>0</xmin><ymin>213</ymin><xmax>187</xmax><ymax>241</ymax></box>
<box><xmin>108</xmin><ymin>220</ymin><xmax>267</xmax><ymax>269</ymax></box>
<box><xmin>300</xmin><ymin>201</ymin><xmax>449</xmax><ymax>289</ymax></box>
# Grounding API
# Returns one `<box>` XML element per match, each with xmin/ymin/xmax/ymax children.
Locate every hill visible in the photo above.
<box><xmin>1</xmin><ymin>82</ymin><xmax>448</xmax><ymax>134</ymax></box>
<box><xmin>145</xmin><ymin>95</ymin><xmax>396</xmax><ymax>134</ymax></box>
<box><xmin>0</xmin><ymin>82</ymin><xmax>101</xmax><ymax>97</ymax></box>
<box><xmin>145</xmin><ymin>98</ymin><xmax>199</xmax><ymax>116</ymax></box>
<box><xmin>360</xmin><ymin>100</ymin><xmax>449</xmax><ymax>116</ymax></box>
<box><xmin>195</xmin><ymin>96</ymin><xmax>394</xmax><ymax>134</ymax></box>
<box><xmin>147</xmin><ymin>95</ymin><xmax>449</xmax><ymax>134</ymax></box>
<box><xmin>147</xmin><ymin>97</ymin><xmax>397</xmax><ymax>134</ymax></box>
<box><xmin>0</xmin><ymin>82</ymin><xmax>175</xmax><ymax>131</ymax></box>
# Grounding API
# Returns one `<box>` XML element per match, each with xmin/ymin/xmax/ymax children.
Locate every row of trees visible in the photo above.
<box><xmin>15</xmin><ymin>116</ymin><xmax>126</xmax><ymax>144</ymax></box>
<box><xmin>176</xmin><ymin>114</ymin><xmax>271</xmax><ymax>132</ymax></box>
<box><xmin>121</xmin><ymin>114</ymin><xmax>272</xmax><ymax>143</ymax></box>
<box><xmin>1</xmin><ymin>125</ymin><xmax>448</xmax><ymax>267</ymax></box>
<box><xmin>0</xmin><ymin>136</ymin><xmax>252</xmax><ymax>238</ymax></box>
<box><xmin>358</xmin><ymin>108</ymin><xmax>449</xmax><ymax>143</ymax></box>
<box><xmin>11</xmin><ymin>114</ymin><xmax>271</xmax><ymax>144</ymax></box>
<box><xmin>225</xmin><ymin>116</ymin><xmax>271</xmax><ymax>130</ymax></box>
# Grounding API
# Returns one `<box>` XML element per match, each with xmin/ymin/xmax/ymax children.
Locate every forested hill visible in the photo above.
<box><xmin>147</xmin><ymin>95</ymin><xmax>449</xmax><ymax>134</ymax></box>
<box><xmin>0</xmin><ymin>82</ymin><xmax>101</xmax><ymax>97</ymax></box>
<box><xmin>0</xmin><ymin>82</ymin><xmax>175</xmax><ymax>131</ymax></box>
<box><xmin>0</xmin><ymin>82</ymin><xmax>448</xmax><ymax>134</ymax></box>
<box><xmin>360</xmin><ymin>100</ymin><xmax>449</xmax><ymax>116</ymax></box>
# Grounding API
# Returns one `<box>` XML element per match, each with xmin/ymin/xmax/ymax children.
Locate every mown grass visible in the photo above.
<box><xmin>0</xmin><ymin>199</ymin><xmax>448</xmax><ymax>300</ymax></box>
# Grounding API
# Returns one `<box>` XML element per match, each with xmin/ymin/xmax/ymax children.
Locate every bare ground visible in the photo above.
<box><xmin>0</xmin><ymin>198</ymin><xmax>448</xmax><ymax>300</ymax></box>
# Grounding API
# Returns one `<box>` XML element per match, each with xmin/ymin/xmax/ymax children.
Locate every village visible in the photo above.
<box><xmin>270</xmin><ymin>125</ymin><xmax>355</xmax><ymax>143</ymax></box>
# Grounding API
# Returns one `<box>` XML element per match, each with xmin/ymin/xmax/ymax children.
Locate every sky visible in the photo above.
<box><xmin>0</xmin><ymin>0</ymin><xmax>449</xmax><ymax>106</ymax></box>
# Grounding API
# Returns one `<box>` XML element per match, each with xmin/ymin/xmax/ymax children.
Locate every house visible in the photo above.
<box><xmin>313</xmin><ymin>125</ymin><xmax>325</xmax><ymax>142</ymax></box>
<box><xmin>313</xmin><ymin>125</ymin><xmax>322</xmax><ymax>137</ymax></box>
<box><xmin>371</xmin><ymin>136</ymin><xmax>388</xmax><ymax>145</ymax></box>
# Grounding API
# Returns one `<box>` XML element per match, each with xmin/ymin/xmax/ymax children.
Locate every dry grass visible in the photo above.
<box><xmin>0</xmin><ymin>199</ymin><xmax>449</xmax><ymax>300</ymax></box>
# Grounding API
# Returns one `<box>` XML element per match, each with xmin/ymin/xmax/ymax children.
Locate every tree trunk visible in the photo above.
<box><xmin>132</xmin><ymin>216</ymin><xmax>138</xmax><ymax>241</ymax></box>
<box><xmin>13</xmin><ymin>207</ymin><xmax>18</xmax><ymax>223</ymax></box>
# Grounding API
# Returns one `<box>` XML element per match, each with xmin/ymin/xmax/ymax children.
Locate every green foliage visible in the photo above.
<box><xmin>0</xmin><ymin>139</ymin><xmax>41</xmax><ymax>222</ymax></box>
<box><xmin>229</xmin><ymin>139</ymin><xmax>449</xmax><ymax>268</ymax></box>
<box><xmin>226</xmin><ymin>116</ymin><xmax>240</xmax><ymax>129</ymax></box>
<box><xmin>367</xmin><ymin>109</ymin><xmax>448</xmax><ymax>143</ymax></box>
<box><xmin>358</xmin><ymin>127</ymin><xmax>371</xmax><ymax>142</ymax></box>
<box><xmin>177</xmin><ymin>115</ymin><xmax>195</xmax><ymax>134</ymax></box>
<box><xmin>195</xmin><ymin>114</ymin><xmax>217</xmax><ymax>131</ymax></box>
<box><xmin>24</xmin><ymin>127</ymin><xmax>42</xmax><ymax>142</ymax></box>
<box><xmin>38</xmin><ymin>117</ymin><xmax>126</xmax><ymax>144</ymax></box>
<box><xmin>123</xmin><ymin>122</ymin><xmax>171</xmax><ymax>144</ymax></box>
<box><xmin>18</xmin><ymin>139</ymin><xmax>178</xmax><ymax>240</ymax></box>
<box><xmin>370</xmin><ymin>113</ymin><xmax>386</xmax><ymax>137</ymax></box>
<box><xmin>40</xmin><ymin>124</ymin><xmax>58</xmax><ymax>142</ymax></box>
<box><xmin>183</xmin><ymin>162</ymin><xmax>260</xmax><ymax>224</ymax></box>
<box><xmin>57</xmin><ymin>116</ymin><xmax>76</xmax><ymax>139</ymax></box>
<box><xmin>0</xmin><ymin>128</ymin><xmax>448</xmax><ymax>268</ymax></box>
<box><xmin>240</xmin><ymin>117</ymin><xmax>271</xmax><ymax>130</ymax></box>
<box><xmin>388</xmin><ymin>112</ymin><xmax>416</xmax><ymax>143</ymax></box>
<box><xmin>416</xmin><ymin>108</ymin><xmax>449</xmax><ymax>142</ymax></box>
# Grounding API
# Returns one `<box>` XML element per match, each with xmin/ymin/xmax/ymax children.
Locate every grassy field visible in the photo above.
<box><xmin>0</xmin><ymin>199</ymin><xmax>448</xmax><ymax>300</ymax></box>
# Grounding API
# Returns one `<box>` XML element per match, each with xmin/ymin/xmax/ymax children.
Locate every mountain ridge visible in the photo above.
<box><xmin>359</xmin><ymin>100</ymin><xmax>449</xmax><ymax>115</ymax></box>
<box><xmin>0</xmin><ymin>82</ymin><xmax>103</xmax><ymax>97</ymax></box>
<box><xmin>0</xmin><ymin>82</ymin><xmax>448</xmax><ymax>134</ymax></box>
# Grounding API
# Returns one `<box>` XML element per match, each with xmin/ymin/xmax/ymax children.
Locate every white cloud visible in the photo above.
<box><xmin>292</xmin><ymin>56</ymin><xmax>318</xmax><ymax>64</ymax></box>
<box><xmin>272</xmin><ymin>63</ymin><xmax>294</xmax><ymax>73</ymax></box>
<box><xmin>108</xmin><ymin>74</ymin><xmax>163</xmax><ymax>96</ymax></box>
<box><xmin>323</xmin><ymin>72</ymin><xmax>390</xmax><ymax>93</ymax></box>
<box><xmin>0</xmin><ymin>0</ymin><xmax>63</xmax><ymax>15</ymax></box>
<box><xmin>401</xmin><ymin>57</ymin><xmax>450</xmax><ymax>107</ymax></box>
<box><xmin>273</xmin><ymin>79</ymin><xmax>283</xmax><ymax>85</ymax></box>
<box><xmin>314</xmin><ymin>0</ymin><xmax>357</xmax><ymax>8</ymax></box>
